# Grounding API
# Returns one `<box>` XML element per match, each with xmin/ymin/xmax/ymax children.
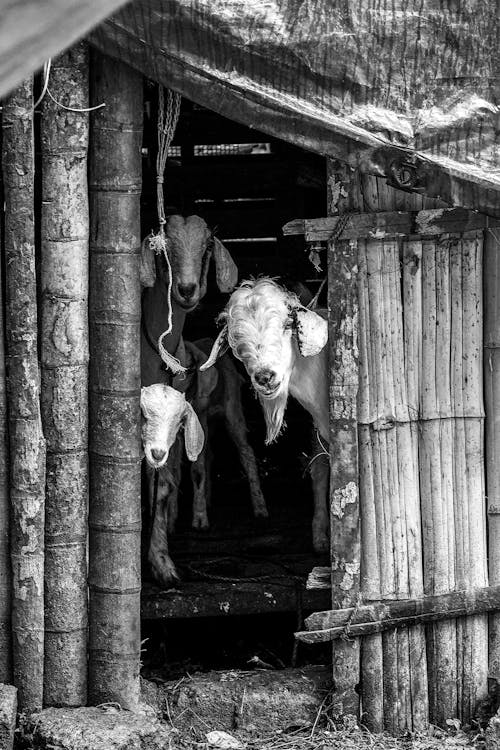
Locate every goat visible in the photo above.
<box><xmin>141</xmin><ymin>384</ymin><xmax>204</xmax><ymax>585</ymax></box>
<box><xmin>142</xmin><ymin>341</ymin><xmax>268</xmax><ymax>586</ymax></box>
<box><xmin>200</xmin><ymin>277</ymin><xmax>330</xmax><ymax>553</ymax></box>
<box><xmin>140</xmin><ymin>214</ymin><xmax>238</xmax><ymax>386</ymax></box>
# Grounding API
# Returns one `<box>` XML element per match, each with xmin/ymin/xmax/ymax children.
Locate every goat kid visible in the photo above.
<box><xmin>141</xmin><ymin>384</ymin><xmax>204</xmax><ymax>585</ymax></box>
<box><xmin>201</xmin><ymin>277</ymin><xmax>330</xmax><ymax>553</ymax></box>
<box><xmin>142</xmin><ymin>340</ymin><xmax>268</xmax><ymax>586</ymax></box>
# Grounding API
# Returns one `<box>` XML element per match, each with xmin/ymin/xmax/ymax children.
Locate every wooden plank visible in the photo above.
<box><xmin>142</xmin><ymin>581</ymin><xmax>330</xmax><ymax>620</ymax></box>
<box><xmin>283</xmin><ymin>208</ymin><xmax>500</xmax><ymax>242</ymax></box>
<box><xmin>0</xmin><ymin>0</ymin><xmax>129</xmax><ymax>101</ymax></box>
<box><xmin>296</xmin><ymin>583</ymin><xmax>500</xmax><ymax>642</ymax></box>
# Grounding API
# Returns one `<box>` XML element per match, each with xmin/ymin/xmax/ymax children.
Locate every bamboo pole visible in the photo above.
<box><xmin>88</xmin><ymin>51</ymin><xmax>143</xmax><ymax>709</ymax></box>
<box><xmin>419</xmin><ymin>239</ymin><xmax>457</xmax><ymax>724</ymax></box>
<box><xmin>453</xmin><ymin>234</ymin><xmax>487</xmax><ymax>721</ymax></box>
<box><xmin>1</xmin><ymin>78</ymin><xmax>46</xmax><ymax>712</ymax></box>
<box><xmin>485</xmin><ymin>226</ymin><xmax>500</xmax><ymax>690</ymax></box>
<box><xmin>0</xmin><ymin>144</ymin><xmax>11</xmax><ymax>682</ymax></box>
<box><xmin>40</xmin><ymin>43</ymin><xmax>89</xmax><ymax>707</ymax></box>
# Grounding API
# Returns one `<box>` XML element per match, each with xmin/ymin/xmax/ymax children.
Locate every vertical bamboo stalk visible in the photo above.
<box><xmin>453</xmin><ymin>234</ymin><xmax>487</xmax><ymax>721</ymax></box>
<box><xmin>2</xmin><ymin>78</ymin><xmax>46</xmax><ymax>712</ymax></box>
<box><xmin>419</xmin><ymin>239</ymin><xmax>457</xmax><ymax>724</ymax></box>
<box><xmin>0</xmin><ymin>144</ymin><xmax>11</xmax><ymax>682</ymax></box>
<box><xmin>40</xmin><ymin>43</ymin><xmax>89</xmax><ymax>707</ymax></box>
<box><xmin>88</xmin><ymin>52</ymin><xmax>143</xmax><ymax>709</ymax></box>
<box><xmin>485</xmin><ymin>227</ymin><xmax>500</xmax><ymax>688</ymax></box>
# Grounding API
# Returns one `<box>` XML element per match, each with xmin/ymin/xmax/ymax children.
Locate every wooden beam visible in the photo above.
<box><xmin>296</xmin><ymin>584</ymin><xmax>500</xmax><ymax>643</ymax></box>
<box><xmin>283</xmin><ymin>208</ymin><xmax>500</xmax><ymax>242</ymax></box>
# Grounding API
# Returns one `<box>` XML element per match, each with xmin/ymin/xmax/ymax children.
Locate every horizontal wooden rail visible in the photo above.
<box><xmin>283</xmin><ymin>208</ymin><xmax>500</xmax><ymax>243</ymax></box>
<box><xmin>295</xmin><ymin>584</ymin><xmax>500</xmax><ymax>644</ymax></box>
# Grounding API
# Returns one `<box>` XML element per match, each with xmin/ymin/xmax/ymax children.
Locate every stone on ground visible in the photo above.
<box><xmin>0</xmin><ymin>684</ymin><xmax>17</xmax><ymax>750</ymax></box>
<box><xmin>20</xmin><ymin>706</ymin><xmax>170</xmax><ymax>750</ymax></box>
<box><xmin>149</xmin><ymin>666</ymin><xmax>331</xmax><ymax>735</ymax></box>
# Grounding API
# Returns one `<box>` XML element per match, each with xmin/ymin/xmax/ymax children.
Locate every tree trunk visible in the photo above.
<box><xmin>40</xmin><ymin>42</ymin><xmax>89</xmax><ymax>707</ymax></box>
<box><xmin>88</xmin><ymin>51</ymin><xmax>143</xmax><ymax>710</ymax></box>
<box><xmin>0</xmin><ymin>116</ymin><xmax>12</xmax><ymax>681</ymax></box>
<box><xmin>2</xmin><ymin>77</ymin><xmax>46</xmax><ymax>713</ymax></box>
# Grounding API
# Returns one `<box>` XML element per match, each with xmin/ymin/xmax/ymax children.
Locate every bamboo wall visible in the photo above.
<box><xmin>325</xmin><ymin>159</ymin><xmax>489</xmax><ymax>730</ymax></box>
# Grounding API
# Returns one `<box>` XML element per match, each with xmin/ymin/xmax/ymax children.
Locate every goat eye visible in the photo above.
<box><xmin>284</xmin><ymin>318</ymin><xmax>294</xmax><ymax>331</ymax></box>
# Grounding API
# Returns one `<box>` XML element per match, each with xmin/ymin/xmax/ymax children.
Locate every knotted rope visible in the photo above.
<box><xmin>147</xmin><ymin>85</ymin><xmax>185</xmax><ymax>375</ymax></box>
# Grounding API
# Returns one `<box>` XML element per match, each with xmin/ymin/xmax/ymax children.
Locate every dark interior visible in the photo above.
<box><xmin>140</xmin><ymin>90</ymin><xmax>331</xmax><ymax>677</ymax></box>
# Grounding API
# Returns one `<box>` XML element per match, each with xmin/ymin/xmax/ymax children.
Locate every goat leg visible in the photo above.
<box><xmin>309</xmin><ymin>437</ymin><xmax>330</xmax><ymax>554</ymax></box>
<box><xmin>223</xmin><ymin>368</ymin><xmax>268</xmax><ymax>518</ymax></box>
<box><xmin>146</xmin><ymin>463</ymin><xmax>180</xmax><ymax>587</ymax></box>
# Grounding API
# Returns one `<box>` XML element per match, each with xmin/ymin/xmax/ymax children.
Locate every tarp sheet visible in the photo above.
<box><xmin>90</xmin><ymin>0</ymin><xmax>500</xmax><ymax>216</ymax></box>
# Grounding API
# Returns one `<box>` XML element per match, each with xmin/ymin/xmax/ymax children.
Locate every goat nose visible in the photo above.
<box><xmin>178</xmin><ymin>283</ymin><xmax>196</xmax><ymax>300</ymax></box>
<box><xmin>151</xmin><ymin>448</ymin><xmax>166</xmax><ymax>462</ymax></box>
<box><xmin>255</xmin><ymin>369</ymin><xmax>275</xmax><ymax>387</ymax></box>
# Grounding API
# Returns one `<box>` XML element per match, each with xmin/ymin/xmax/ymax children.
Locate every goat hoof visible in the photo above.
<box><xmin>192</xmin><ymin>514</ymin><xmax>210</xmax><ymax>530</ymax></box>
<box><xmin>253</xmin><ymin>505</ymin><xmax>269</xmax><ymax>519</ymax></box>
<box><xmin>312</xmin><ymin>531</ymin><xmax>330</xmax><ymax>554</ymax></box>
<box><xmin>150</xmin><ymin>555</ymin><xmax>180</xmax><ymax>589</ymax></box>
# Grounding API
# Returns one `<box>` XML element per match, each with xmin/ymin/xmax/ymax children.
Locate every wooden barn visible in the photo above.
<box><xmin>0</xmin><ymin>0</ymin><xmax>500</xmax><ymax>744</ymax></box>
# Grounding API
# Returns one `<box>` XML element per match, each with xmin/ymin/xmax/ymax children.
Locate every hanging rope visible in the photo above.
<box><xmin>148</xmin><ymin>85</ymin><xmax>184</xmax><ymax>375</ymax></box>
<box><xmin>34</xmin><ymin>58</ymin><xmax>105</xmax><ymax>112</ymax></box>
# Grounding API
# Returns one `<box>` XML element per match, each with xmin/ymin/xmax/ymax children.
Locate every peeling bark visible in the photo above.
<box><xmin>88</xmin><ymin>51</ymin><xmax>143</xmax><ymax>710</ymax></box>
<box><xmin>2</xmin><ymin>77</ymin><xmax>46</xmax><ymax>712</ymax></box>
<box><xmin>40</xmin><ymin>43</ymin><xmax>89</xmax><ymax>707</ymax></box>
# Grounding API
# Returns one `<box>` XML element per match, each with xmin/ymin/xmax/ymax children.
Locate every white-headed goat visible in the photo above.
<box><xmin>141</xmin><ymin>384</ymin><xmax>204</xmax><ymax>585</ymax></box>
<box><xmin>142</xmin><ymin>339</ymin><xmax>268</xmax><ymax>587</ymax></box>
<box><xmin>201</xmin><ymin>277</ymin><xmax>330</xmax><ymax>553</ymax></box>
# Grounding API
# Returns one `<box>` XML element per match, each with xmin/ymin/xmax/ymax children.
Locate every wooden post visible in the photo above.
<box><xmin>327</xmin><ymin>161</ymin><xmax>360</xmax><ymax>722</ymax></box>
<box><xmin>328</xmin><ymin>163</ymin><xmax>429</xmax><ymax>733</ymax></box>
<box><xmin>88</xmin><ymin>51</ymin><xmax>143</xmax><ymax>709</ymax></box>
<box><xmin>2</xmin><ymin>78</ymin><xmax>46</xmax><ymax>712</ymax></box>
<box><xmin>483</xmin><ymin>227</ymin><xmax>500</xmax><ymax>693</ymax></box>
<box><xmin>40</xmin><ymin>43</ymin><xmax>89</xmax><ymax>707</ymax></box>
<box><xmin>0</xmin><ymin>150</ymin><xmax>11</xmax><ymax>682</ymax></box>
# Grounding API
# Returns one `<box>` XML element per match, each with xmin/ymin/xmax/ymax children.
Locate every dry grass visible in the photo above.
<box><xmin>168</xmin><ymin>723</ymin><xmax>486</xmax><ymax>750</ymax></box>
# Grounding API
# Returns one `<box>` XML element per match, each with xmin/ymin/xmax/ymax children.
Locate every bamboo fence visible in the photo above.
<box><xmin>2</xmin><ymin>78</ymin><xmax>46</xmax><ymax>713</ymax></box>
<box><xmin>88</xmin><ymin>51</ymin><xmax>143</xmax><ymax>709</ymax></box>
<box><xmin>485</xmin><ymin>226</ymin><xmax>500</xmax><ymax>686</ymax></box>
<box><xmin>40</xmin><ymin>43</ymin><xmax>89</xmax><ymax>707</ymax></box>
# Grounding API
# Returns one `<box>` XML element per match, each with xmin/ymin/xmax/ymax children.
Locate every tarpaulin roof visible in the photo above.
<box><xmin>0</xmin><ymin>0</ymin><xmax>129</xmax><ymax>101</ymax></box>
<box><xmin>1</xmin><ymin>1</ymin><xmax>498</xmax><ymax>216</ymax></box>
<box><xmin>88</xmin><ymin>0</ymin><xmax>500</xmax><ymax>217</ymax></box>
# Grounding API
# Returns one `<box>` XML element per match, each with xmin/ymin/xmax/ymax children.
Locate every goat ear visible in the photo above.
<box><xmin>199</xmin><ymin>326</ymin><xmax>228</xmax><ymax>371</ymax></box>
<box><xmin>212</xmin><ymin>238</ymin><xmax>238</xmax><ymax>293</ymax></box>
<box><xmin>292</xmin><ymin>307</ymin><xmax>328</xmax><ymax>357</ymax></box>
<box><xmin>183</xmin><ymin>401</ymin><xmax>205</xmax><ymax>461</ymax></box>
<box><xmin>140</xmin><ymin>236</ymin><xmax>157</xmax><ymax>287</ymax></box>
